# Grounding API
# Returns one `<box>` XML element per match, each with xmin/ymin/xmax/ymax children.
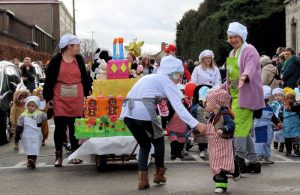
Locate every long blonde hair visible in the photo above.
<box><xmin>200</xmin><ymin>58</ymin><xmax>217</xmax><ymax>71</ymax></box>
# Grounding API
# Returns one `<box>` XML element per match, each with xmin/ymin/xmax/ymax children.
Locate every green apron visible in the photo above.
<box><xmin>226</xmin><ymin>50</ymin><xmax>253</xmax><ymax>138</ymax></box>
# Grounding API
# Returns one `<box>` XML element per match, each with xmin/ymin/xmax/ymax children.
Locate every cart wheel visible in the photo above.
<box><xmin>96</xmin><ymin>155</ymin><xmax>107</xmax><ymax>172</ymax></box>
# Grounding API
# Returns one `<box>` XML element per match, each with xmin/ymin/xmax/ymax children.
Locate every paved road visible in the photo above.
<box><xmin>1</xmin><ymin>121</ymin><xmax>300</xmax><ymax>194</ymax></box>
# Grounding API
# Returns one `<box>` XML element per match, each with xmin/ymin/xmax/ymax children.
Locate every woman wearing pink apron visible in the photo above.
<box><xmin>43</xmin><ymin>35</ymin><xmax>91</xmax><ymax>167</ymax></box>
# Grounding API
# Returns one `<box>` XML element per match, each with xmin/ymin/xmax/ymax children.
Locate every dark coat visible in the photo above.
<box><xmin>43</xmin><ymin>53</ymin><xmax>92</xmax><ymax>102</ymax></box>
<box><xmin>20</xmin><ymin>65</ymin><xmax>36</xmax><ymax>92</ymax></box>
<box><xmin>282</xmin><ymin>56</ymin><xmax>300</xmax><ymax>89</ymax></box>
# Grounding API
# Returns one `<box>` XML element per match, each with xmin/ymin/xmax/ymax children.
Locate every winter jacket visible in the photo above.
<box><xmin>43</xmin><ymin>53</ymin><xmax>92</xmax><ymax>102</ymax></box>
<box><xmin>282</xmin><ymin>56</ymin><xmax>300</xmax><ymax>89</ymax></box>
<box><xmin>20</xmin><ymin>66</ymin><xmax>36</xmax><ymax>92</ymax></box>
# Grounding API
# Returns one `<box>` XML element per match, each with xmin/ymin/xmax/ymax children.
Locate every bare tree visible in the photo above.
<box><xmin>80</xmin><ymin>38</ymin><xmax>98</xmax><ymax>57</ymax></box>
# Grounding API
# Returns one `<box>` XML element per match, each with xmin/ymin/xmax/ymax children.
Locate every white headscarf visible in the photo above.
<box><xmin>25</xmin><ymin>96</ymin><xmax>41</xmax><ymax>110</ymax></box>
<box><xmin>227</xmin><ymin>22</ymin><xmax>248</xmax><ymax>42</ymax></box>
<box><xmin>198</xmin><ymin>86</ymin><xmax>210</xmax><ymax>101</ymax></box>
<box><xmin>59</xmin><ymin>34</ymin><xmax>80</xmax><ymax>49</ymax></box>
<box><xmin>199</xmin><ymin>50</ymin><xmax>214</xmax><ymax>61</ymax></box>
<box><xmin>157</xmin><ymin>55</ymin><xmax>183</xmax><ymax>75</ymax></box>
<box><xmin>272</xmin><ymin>88</ymin><xmax>284</xmax><ymax>96</ymax></box>
<box><xmin>263</xmin><ymin>85</ymin><xmax>272</xmax><ymax>99</ymax></box>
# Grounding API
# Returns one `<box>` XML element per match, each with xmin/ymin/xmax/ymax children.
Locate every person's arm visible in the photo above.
<box><xmin>271</xmin><ymin>113</ymin><xmax>280</xmax><ymax>125</ymax></box>
<box><xmin>15</xmin><ymin>114</ymin><xmax>24</xmax><ymax>141</ymax></box>
<box><xmin>219</xmin><ymin>113</ymin><xmax>235</xmax><ymax>139</ymax></box>
<box><xmin>164</xmin><ymin>81</ymin><xmax>199</xmax><ymax>128</ymax></box>
<box><xmin>253</xmin><ymin>108</ymin><xmax>263</xmax><ymax>119</ymax></box>
<box><xmin>238</xmin><ymin>46</ymin><xmax>259</xmax><ymax>88</ymax></box>
<box><xmin>214</xmin><ymin>68</ymin><xmax>222</xmax><ymax>86</ymax></box>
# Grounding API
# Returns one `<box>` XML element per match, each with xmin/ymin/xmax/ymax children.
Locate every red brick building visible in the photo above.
<box><xmin>0</xmin><ymin>0</ymin><xmax>73</xmax><ymax>53</ymax></box>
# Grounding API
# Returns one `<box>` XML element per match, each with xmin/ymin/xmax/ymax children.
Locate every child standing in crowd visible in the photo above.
<box><xmin>253</xmin><ymin>86</ymin><xmax>281</xmax><ymax>164</ymax></box>
<box><xmin>15</xmin><ymin>96</ymin><xmax>47</xmax><ymax>169</ymax></box>
<box><xmin>162</xmin><ymin>89</ymin><xmax>189</xmax><ymax>160</ymax></box>
<box><xmin>191</xmin><ymin>86</ymin><xmax>210</xmax><ymax>158</ymax></box>
<box><xmin>197</xmin><ymin>88</ymin><xmax>239</xmax><ymax>194</ymax></box>
<box><xmin>33</xmin><ymin>87</ymin><xmax>49</xmax><ymax>146</ymax></box>
<box><xmin>283</xmin><ymin>87</ymin><xmax>300</xmax><ymax>157</ymax></box>
<box><xmin>271</xmin><ymin>88</ymin><xmax>285</xmax><ymax>152</ymax></box>
<box><xmin>10</xmin><ymin>89</ymin><xmax>30</xmax><ymax>150</ymax></box>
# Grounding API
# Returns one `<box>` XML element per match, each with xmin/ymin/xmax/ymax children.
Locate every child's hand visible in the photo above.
<box><xmin>217</xmin><ymin>129</ymin><xmax>223</xmax><ymax>136</ymax></box>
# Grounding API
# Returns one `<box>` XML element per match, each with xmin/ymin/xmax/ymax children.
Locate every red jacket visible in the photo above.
<box><xmin>183</xmin><ymin>63</ymin><xmax>191</xmax><ymax>81</ymax></box>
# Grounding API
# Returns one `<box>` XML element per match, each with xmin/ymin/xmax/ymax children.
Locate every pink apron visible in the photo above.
<box><xmin>53</xmin><ymin>59</ymin><xmax>84</xmax><ymax>117</ymax></box>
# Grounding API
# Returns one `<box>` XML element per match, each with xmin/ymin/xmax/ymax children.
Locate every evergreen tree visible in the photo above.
<box><xmin>176</xmin><ymin>0</ymin><xmax>285</xmax><ymax>65</ymax></box>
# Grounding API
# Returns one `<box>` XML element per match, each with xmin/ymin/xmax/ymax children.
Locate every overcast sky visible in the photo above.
<box><xmin>61</xmin><ymin>0</ymin><xmax>201</xmax><ymax>54</ymax></box>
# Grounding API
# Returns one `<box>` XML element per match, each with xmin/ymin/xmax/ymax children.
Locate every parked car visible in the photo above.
<box><xmin>32</xmin><ymin>62</ymin><xmax>46</xmax><ymax>87</ymax></box>
<box><xmin>0</xmin><ymin>61</ymin><xmax>21</xmax><ymax>145</ymax></box>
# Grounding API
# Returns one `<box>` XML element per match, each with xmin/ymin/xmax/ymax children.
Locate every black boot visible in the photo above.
<box><xmin>273</xmin><ymin>142</ymin><xmax>278</xmax><ymax>149</ymax></box>
<box><xmin>235</xmin><ymin>156</ymin><xmax>247</xmax><ymax>174</ymax></box>
<box><xmin>232</xmin><ymin>160</ymin><xmax>240</xmax><ymax>180</ymax></box>
<box><xmin>246</xmin><ymin>162</ymin><xmax>261</xmax><ymax>174</ymax></box>
<box><xmin>279</xmin><ymin>143</ymin><xmax>284</xmax><ymax>152</ymax></box>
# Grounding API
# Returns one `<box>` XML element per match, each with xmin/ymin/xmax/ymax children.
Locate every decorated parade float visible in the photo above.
<box><xmin>68</xmin><ymin>38</ymin><xmax>146</xmax><ymax>171</ymax></box>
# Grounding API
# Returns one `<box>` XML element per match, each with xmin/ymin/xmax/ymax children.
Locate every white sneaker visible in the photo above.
<box><xmin>264</xmin><ymin>157</ymin><xmax>274</xmax><ymax>164</ymax></box>
<box><xmin>214</xmin><ymin>188</ymin><xmax>225</xmax><ymax>193</ymax></box>
<box><xmin>199</xmin><ymin>151</ymin><xmax>205</xmax><ymax>158</ymax></box>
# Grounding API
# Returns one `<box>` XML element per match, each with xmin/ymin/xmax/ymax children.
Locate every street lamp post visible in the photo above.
<box><xmin>92</xmin><ymin>31</ymin><xmax>95</xmax><ymax>55</ymax></box>
<box><xmin>73</xmin><ymin>0</ymin><xmax>76</xmax><ymax>35</ymax></box>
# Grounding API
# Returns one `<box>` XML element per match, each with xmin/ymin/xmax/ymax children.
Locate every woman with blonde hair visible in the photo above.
<box><xmin>191</xmin><ymin>50</ymin><xmax>221</xmax><ymax>87</ymax></box>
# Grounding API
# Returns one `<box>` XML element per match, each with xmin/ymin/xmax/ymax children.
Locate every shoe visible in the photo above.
<box><xmin>153</xmin><ymin>166</ymin><xmax>167</xmax><ymax>184</ymax></box>
<box><xmin>273</xmin><ymin>142</ymin><xmax>278</xmax><ymax>149</ymax></box>
<box><xmin>279</xmin><ymin>143</ymin><xmax>284</xmax><ymax>152</ymax></box>
<box><xmin>186</xmin><ymin>140</ymin><xmax>194</xmax><ymax>151</ymax></box>
<box><xmin>232</xmin><ymin>160</ymin><xmax>240</xmax><ymax>181</ymax></box>
<box><xmin>42</xmin><ymin>140</ymin><xmax>45</xmax><ymax>146</ymax></box>
<box><xmin>28</xmin><ymin>159</ymin><xmax>36</xmax><ymax>169</ymax></box>
<box><xmin>235</xmin><ymin>156</ymin><xmax>247</xmax><ymax>174</ymax></box>
<box><xmin>176</xmin><ymin>154</ymin><xmax>184</xmax><ymax>159</ymax></box>
<box><xmin>264</xmin><ymin>157</ymin><xmax>274</xmax><ymax>164</ymax></box>
<box><xmin>72</xmin><ymin>158</ymin><xmax>82</xmax><ymax>164</ymax></box>
<box><xmin>246</xmin><ymin>162</ymin><xmax>261</xmax><ymax>173</ymax></box>
<box><xmin>290</xmin><ymin>152</ymin><xmax>300</xmax><ymax>157</ymax></box>
<box><xmin>214</xmin><ymin>188</ymin><xmax>225</xmax><ymax>193</ymax></box>
<box><xmin>199</xmin><ymin>151</ymin><xmax>205</xmax><ymax>158</ymax></box>
<box><xmin>171</xmin><ymin>155</ymin><xmax>176</xmax><ymax>160</ymax></box>
<box><xmin>258</xmin><ymin>156</ymin><xmax>264</xmax><ymax>162</ymax></box>
<box><xmin>13</xmin><ymin>142</ymin><xmax>19</xmax><ymax>150</ymax></box>
<box><xmin>54</xmin><ymin>151</ymin><xmax>63</xmax><ymax>167</ymax></box>
<box><xmin>285</xmin><ymin>151</ymin><xmax>291</xmax><ymax>156</ymax></box>
<box><xmin>138</xmin><ymin>171</ymin><xmax>150</xmax><ymax>190</ymax></box>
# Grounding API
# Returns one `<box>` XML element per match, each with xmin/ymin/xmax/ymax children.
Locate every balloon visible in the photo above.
<box><xmin>185</xmin><ymin>82</ymin><xmax>197</xmax><ymax>97</ymax></box>
<box><xmin>125</xmin><ymin>39</ymin><xmax>144</xmax><ymax>57</ymax></box>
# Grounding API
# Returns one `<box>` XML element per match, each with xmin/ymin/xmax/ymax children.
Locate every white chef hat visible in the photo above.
<box><xmin>199</xmin><ymin>50</ymin><xmax>214</xmax><ymax>61</ymax></box>
<box><xmin>227</xmin><ymin>22</ymin><xmax>248</xmax><ymax>42</ymax></box>
<box><xmin>157</xmin><ymin>55</ymin><xmax>183</xmax><ymax>75</ymax></box>
<box><xmin>272</xmin><ymin>88</ymin><xmax>284</xmax><ymax>96</ymax></box>
<box><xmin>25</xmin><ymin>96</ymin><xmax>41</xmax><ymax>110</ymax></box>
<box><xmin>59</xmin><ymin>34</ymin><xmax>80</xmax><ymax>49</ymax></box>
<box><xmin>263</xmin><ymin>85</ymin><xmax>272</xmax><ymax>99</ymax></box>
